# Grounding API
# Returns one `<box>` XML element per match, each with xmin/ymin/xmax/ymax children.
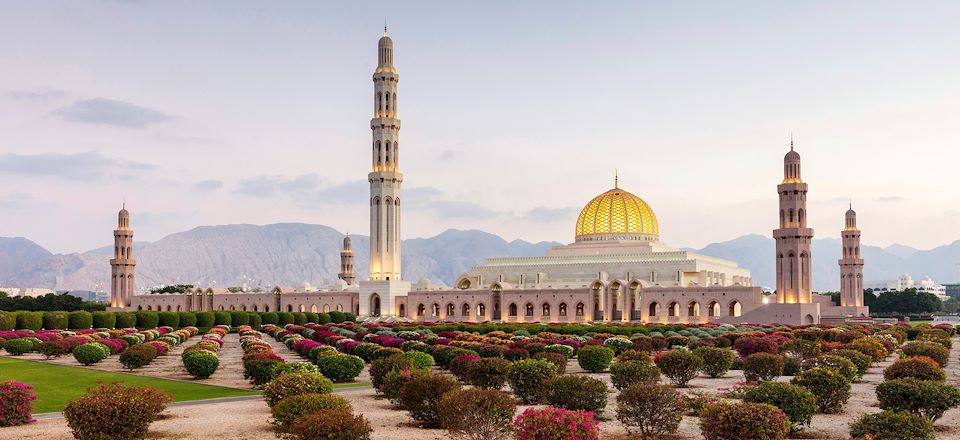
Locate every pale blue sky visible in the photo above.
<box><xmin>1</xmin><ymin>1</ymin><xmax>958</xmax><ymax>253</ymax></box>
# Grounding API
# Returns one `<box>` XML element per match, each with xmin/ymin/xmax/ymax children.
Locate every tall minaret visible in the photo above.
<box><xmin>368</xmin><ymin>25</ymin><xmax>402</xmax><ymax>281</ymax></box>
<box><xmin>110</xmin><ymin>205</ymin><xmax>136</xmax><ymax>308</ymax></box>
<box><xmin>773</xmin><ymin>141</ymin><xmax>814</xmax><ymax>304</ymax></box>
<box><xmin>339</xmin><ymin>235</ymin><xmax>356</xmax><ymax>286</ymax></box>
<box><xmin>839</xmin><ymin>204</ymin><xmax>864</xmax><ymax>307</ymax></box>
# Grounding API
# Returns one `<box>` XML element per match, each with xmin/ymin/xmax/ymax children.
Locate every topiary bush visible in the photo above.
<box><xmin>742</xmin><ymin>381</ymin><xmax>817</xmax><ymax>431</ymax></box>
<box><xmin>157</xmin><ymin>312</ymin><xmax>179</xmax><ymax>328</ymax></box>
<box><xmin>120</xmin><ymin>344</ymin><xmax>160</xmax><ymax>370</ymax></box>
<box><xmin>610</xmin><ymin>360</ymin><xmax>660</xmax><ymax>390</ymax></box>
<box><xmin>699</xmin><ymin>402</ymin><xmax>791</xmax><ymax>440</ymax></box>
<box><xmin>801</xmin><ymin>354</ymin><xmax>859</xmax><ymax>383</ymax></box>
<box><xmin>848</xmin><ymin>410</ymin><xmax>934</xmax><ymax>440</ymax></box>
<box><xmin>901</xmin><ymin>341</ymin><xmax>949</xmax><ymax>367</ymax></box>
<box><xmin>291</xmin><ymin>409</ymin><xmax>372</xmax><ymax>440</ymax></box>
<box><xmin>438</xmin><ymin>388</ymin><xmax>516</xmax><ymax>440</ymax></box>
<box><xmin>448</xmin><ymin>354</ymin><xmax>480</xmax><ymax>381</ymax></box>
<box><xmin>177</xmin><ymin>312</ymin><xmax>197</xmax><ymax>327</ymax></box>
<box><xmin>68</xmin><ymin>311</ymin><xmax>93</xmax><ymax>329</ymax></box>
<box><xmin>263</xmin><ymin>372</ymin><xmax>334</xmax><ymax>407</ymax></box>
<box><xmin>213</xmin><ymin>311</ymin><xmax>231</xmax><ymax>326</ymax></box>
<box><xmin>0</xmin><ymin>311</ymin><xmax>15</xmax><ymax>331</ymax></box>
<box><xmin>244</xmin><ymin>358</ymin><xmax>283</xmax><ymax>387</ymax></box>
<box><xmin>883</xmin><ymin>356</ymin><xmax>945</xmax><ymax>381</ymax></box>
<box><xmin>507</xmin><ymin>358</ymin><xmax>558</xmax><ymax>404</ymax></box>
<box><xmin>743</xmin><ymin>352</ymin><xmax>785</xmax><ymax>382</ymax></box>
<box><xmin>182</xmin><ymin>350</ymin><xmax>219</xmax><ymax>379</ymax></box>
<box><xmin>846</xmin><ymin>338</ymin><xmax>888</xmax><ymax>363</ymax></box>
<box><xmin>72</xmin><ymin>342</ymin><xmax>110</xmax><ymax>366</ymax></box>
<box><xmin>512</xmin><ymin>407</ymin><xmax>600</xmax><ymax>440</ymax></box>
<box><xmin>114</xmin><ymin>312</ymin><xmax>136</xmax><ymax>328</ymax></box>
<box><xmin>43</xmin><ymin>312</ymin><xmax>68</xmax><ymax>330</ymax></box>
<box><xmin>327</xmin><ymin>311</ymin><xmax>345</xmax><ymax>323</ymax></box>
<box><xmin>230</xmin><ymin>311</ymin><xmax>249</xmax><ymax>327</ymax></box>
<box><xmin>830</xmin><ymin>349</ymin><xmax>872</xmax><ymax>379</ymax></box>
<box><xmin>315</xmin><ymin>354</ymin><xmax>364</xmax><ymax>383</ymax></box>
<box><xmin>63</xmin><ymin>382</ymin><xmax>172</xmax><ymax>440</ymax></box>
<box><xmin>403</xmin><ymin>350</ymin><xmax>434</xmax><ymax>369</ymax></box>
<box><xmin>544</xmin><ymin>375</ymin><xmax>608</xmax><ymax>413</ymax></box>
<box><xmin>0</xmin><ymin>380</ymin><xmax>37</xmax><ymax>427</ymax></box>
<box><xmin>270</xmin><ymin>393</ymin><xmax>351</xmax><ymax>436</ymax></box>
<box><xmin>876</xmin><ymin>378</ymin><xmax>960</xmax><ymax>422</ymax></box>
<box><xmin>135</xmin><ymin>311</ymin><xmax>160</xmax><ymax>329</ymax></box>
<box><xmin>790</xmin><ymin>367</ymin><xmax>851</xmax><ymax>414</ymax></box>
<box><xmin>91</xmin><ymin>311</ymin><xmax>116</xmax><ymax>329</ymax></box>
<box><xmin>577</xmin><ymin>345</ymin><xmax>615</xmax><ymax>373</ymax></box>
<box><xmin>655</xmin><ymin>350</ymin><xmax>703</xmax><ymax>387</ymax></box>
<box><xmin>465</xmin><ymin>357</ymin><xmax>510</xmax><ymax>390</ymax></box>
<box><xmin>3</xmin><ymin>339</ymin><xmax>33</xmax><ymax>356</ymax></box>
<box><xmin>194</xmin><ymin>312</ymin><xmax>215</xmax><ymax>328</ymax></box>
<box><xmin>398</xmin><ymin>370</ymin><xmax>461</xmax><ymax>428</ymax></box>
<box><xmin>15</xmin><ymin>311</ymin><xmax>43</xmax><ymax>331</ymax></box>
<box><xmin>693</xmin><ymin>346</ymin><xmax>735</xmax><ymax>378</ymax></box>
<box><xmin>616</xmin><ymin>384</ymin><xmax>684</xmax><ymax>439</ymax></box>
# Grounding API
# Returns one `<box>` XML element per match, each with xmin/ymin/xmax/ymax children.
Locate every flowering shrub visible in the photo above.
<box><xmin>263</xmin><ymin>372</ymin><xmax>334</xmax><ymax>407</ymax></box>
<box><xmin>370</xmin><ymin>354</ymin><xmax>413</xmax><ymax>392</ymax></box>
<box><xmin>743</xmin><ymin>352</ymin><xmax>784</xmax><ymax>382</ymax></box>
<box><xmin>507</xmin><ymin>358</ymin><xmax>558</xmax><ymax>404</ymax></box>
<box><xmin>448</xmin><ymin>354</ymin><xmax>480</xmax><ymax>380</ymax></box>
<box><xmin>182</xmin><ymin>350</ymin><xmax>220</xmax><ymax>379</ymax></box>
<box><xmin>602</xmin><ymin>337</ymin><xmax>633</xmax><ymax>355</ymax></box>
<box><xmin>0</xmin><ymin>380</ymin><xmax>36</xmax><ymax>427</ymax></box>
<box><xmin>533</xmin><ymin>351</ymin><xmax>567</xmax><ymax>374</ymax></box>
<box><xmin>270</xmin><ymin>393</ymin><xmax>351</xmax><ymax>436</ymax></box>
<box><xmin>829</xmin><ymin>349</ymin><xmax>872</xmax><ymax>379</ymax></box>
<box><xmin>3</xmin><ymin>338</ymin><xmax>33</xmax><ymax>355</ymax></box>
<box><xmin>800</xmin><ymin>355</ymin><xmax>858</xmax><ymax>383</ymax></box>
<box><xmin>512</xmin><ymin>407</ymin><xmax>600</xmax><ymax>440</ymax></box>
<box><xmin>901</xmin><ymin>341</ymin><xmax>949</xmax><ymax>367</ymax></box>
<box><xmin>693</xmin><ymin>346</ymin><xmax>734</xmax><ymax>378</ymax></box>
<box><xmin>119</xmin><ymin>344</ymin><xmax>160</xmax><ymax>369</ymax></box>
<box><xmin>438</xmin><ymin>388</ymin><xmax>516</xmax><ymax>440</ymax></box>
<box><xmin>615</xmin><ymin>384</ymin><xmax>684</xmax><ymax>438</ymax></box>
<box><xmin>72</xmin><ymin>342</ymin><xmax>110</xmax><ymax>365</ymax></box>
<box><xmin>291</xmin><ymin>409</ymin><xmax>372</xmax><ymax>440</ymax></box>
<box><xmin>397</xmin><ymin>370</ymin><xmax>461</xmax><ymax>428</ymax></box>
<box><xmin>876</xmin><ymin>378</ymin><xmax>960</xmax><ymax>422</ymax></box>
<box><xmin>403</xmin><ymin>350</ymin><xmax>434</xmax><ymax>369</ymax></box>
<box><xmin>544</xmin><ymin>375</ymin><xmax>608</xmax><ymax>413</ymax></box>
<box><xmin>63</xmin><ymin>382</ymin><xmax>171</xmax><ymax>440</ymax></box>
<box><xmin>883</xmin><ymin>356</ymin><xmax>945</xmax><ymax>381</ymax></box>
<box><xmin>733</xmin><ymin>336</ymin><xmax>780</xmax><ymax>358</ymax></box>
<box><xmin>846</xmin><ymin>338</ymin><xmax>887</xmax><ymax>363</ymax></box>
<box><xmin>465</xmin><ymin>357</ymin><xmax>510</xmax><ymax>389</ymax></box>
<box><xmin>315</xmin><ymin>354</ymin><xmax>364</xmax><ymax>382</ymax></box>
<box><xmin>610</xmin><ymin>360</ymin><xmax>660</xmax><ymax>390</ymax></box>
<box><xmin>577</xmin><ymin>345</ymin><xmax>615</xmax><ymax>372</ymax></box>
<box><xmin>848</xmin><ymin>410</ymin><xmax>934</xmax><ymax>440</ymax></box>
<box><xmin>699</xmin><ymin>402</ymin><xmax>791</xmax><ymax>440</ymax></box>
<box><xmin>617</xmin><ymin>349</ymin><xmax>651</xmax><ymax>363</ymax></box>
<box><xmin>790</xmin><ymin>367</ymin><xmax>850</xmax><ymax>414</ymax></box>
<box><xmin>655</xmin><ymin>350</ymin><xmax>703</xmax><ymax>387</ymax></box>
<box><xmin>742</xmin><ymin>381</ymin><xmax>817</xmax><ymax>431</ymax></box>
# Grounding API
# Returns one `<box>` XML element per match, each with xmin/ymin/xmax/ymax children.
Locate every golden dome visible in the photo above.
<box><xmin>575</xmin><ymin>180</ymin><xmax>659</xmax><ymax>242</ymax></box>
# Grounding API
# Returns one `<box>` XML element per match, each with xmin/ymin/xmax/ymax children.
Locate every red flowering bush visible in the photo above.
<box><xmin>448</xmin><ymin>354</ymin><xmax>480</xmax><ymax>380</ymax></box>
<box><xmin>883</xmin><ymin>356</ymin><xmax>946</xmax><ymax>382</ymax></box>
<box><xmin>291</xmin><ymin>409</ymin><xmax>372</xmax><ymax>440</ymax></box>
<box><xmin>512</xmin><ymin>406</ymin><xmax>600</xmax><ymax>440</ymax></box>
<box><xmin>63</xmin><ymin>382</ymin><xmax>171</xmax><ymax>440</ymax></box>
<box><xmin>0</xmin><ymin>380</ymin><xmax>37</xmax><ymax>427</ymax></box>
<box><xmin>733</xmin><ymin>336</ymin><xmax>781</xmax><ymax>358</ymax></box>
<box><xmin>119</xmin><ymin>344</ymin><xmax>160</xmax><ymax>370</ymax></box>
<box><xmin>699</xmin><ymin>402</ymin><xmax>791</xmax><ymax>440</ymax></box>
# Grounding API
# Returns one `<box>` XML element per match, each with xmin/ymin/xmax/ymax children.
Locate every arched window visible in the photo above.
<box><xmin>417</xmin><ymin>304</ymin><xmax>426</xmax><ymax>317</ymax></box>
<box><xmin>385</xmin><ymin>141</ymin><xmax>391</xmax><ymax>164</ymax></box>
<box><xmin>508</xmin><ymin>303</ymin><xmax>518</xmax><ymax>317</ymax></box>
<box><xmin>229</xmin><ymin>305</ymin><xmax>236</xmax><ymax>311</ymax></box>
<box><xmin>146</xmin><ymin>305</ymin><xmax>151</xmax><ymax>311</ymax></box>
<box><xmin>688</xmin><ymin>301</ymin><xmax>700</xmax><ymax>317</ymax></box>
<box><xmin>707</xmin><ymin>301</ymin><xmax>719</xmax><ymax>317</ymax></box>
<box><xmin>525</xmin><ymin>303</ymin><xmax>534</xmax><ymax>317</ymax></box>
<box><xmin>649</xmin><ymin>302</ymin><xmax>659</xmax><ymax>317</ymax></box>
<box><xmin>477</xmin><ymin>303</ymin><xmax>486</xmax><ymax>317</ymax></box>
<box><xmin>541</xmin><ymin>303</ymin><xmax>550</xmax><ymax>317</ymax></box>
<box><xmin>432</xmin><ymin>304</ymin><xmax>440</xmax><ymax>317</ymax></box>
<box><xmin>446</xmin><ymin>303</ymin><xmax>455</xmax><ymax>317</ymax></box>
<box><xmin>399</xmin><ymin>304</ymin><xmax>406</xmax><ymax>317</ymax></box>
<box><xmin>241</xmin><ymin>305</ymin><xmax>247</xmax><ymax>311</ymax></box>
<box><xmin>461</xmin><ymin>303</ymin><xmax>470</xmax><ymax>316</ymax></box>
<box><xmin>299</xmin><ymin>304</ymin><xmax>305</xmax><ymax>313</ymax></box>
<box><xmin>253</xmin><ymin>305</ymin><xmax>258</xmax><ymax>312</ymax></box>
<box><xmin>575</xmin><ymin>302</ymin><xmax>584</xmax><ymax>316</ymax></box>
<box><xmin>220</xmin><ymin>305</ymin><xmax>226</xmax><ymax>311</ymax></box>
<box><xmin>322</xmin><ymin>304</ymin><xmax>330</xmax><ymax>312</ymax></box>
<box><xmin>264</xmin><ymin>305</ymin><xmax>270</xmax><ymax>312</ymax></box>
<box><xmin>336</xmin><ymin>304</ymin><xmax>344</xmax><ymax>312</ymax></box>
<box><xmin>458</xmin><ymin>278</ymin><xmax>471</xmax><ymax>289</ymax></box>
<box><xmin>729</xmin><ymin>301</ymin><xmax>742</xmax><ymax>317</ymax></box>
<box><xmin>311</xmin><ymin>304</ymin><xmax>318</xmax><ymax>313</ymax></box>
<box><xmin>559</xmin><ymin>303</ymin><xmax>567</xmax><ymax>316</ymax></box>
<box><xmin>668</xmin><ymin>302</ymin><xmax>679</xmax><ymax>317</ymax></box>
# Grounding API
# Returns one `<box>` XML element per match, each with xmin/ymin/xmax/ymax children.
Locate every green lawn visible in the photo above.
<box><xmin>0</xmin><ymin>357</ymin><xmax>260</xmax><ymax>413</ymax></box>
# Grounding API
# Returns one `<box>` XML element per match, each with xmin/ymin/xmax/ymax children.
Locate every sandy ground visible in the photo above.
<box><xmin>4</xmin><ymin>336</ymin><xmax>960</xmax><ymax>439</ymax></box>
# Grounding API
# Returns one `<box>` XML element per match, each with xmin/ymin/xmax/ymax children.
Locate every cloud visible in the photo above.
<box><xmin>6</xmin><ymin>89</ymin><xmax>68</xmax><ymax>101</ymax></box>
<box><xmin>0</xmin><ymin>152</ymin><xmax>156</xmax><ymax>182</ymax></box>
<box><xmin>876</xmin><ymin>196</ymin><xmax>906</xmax><ymax>202</ymax></box>
<box><xmin>235</xmin><ymin>174</ymin><xmax>367</xmax><ymax>204</ymax></box>
<box><xmin>53</xmin><ymin>98</ymin><xmax>173</xmax><ymax>128</ymax></box>
<box><xmin>524</xmin><ymin>206</ymin><xmax>578</xmax><ymax>222</ymax></box>
<box><xmin>0</xmin><ymin>193</ymin><xmax>30</xmax><ymax>209</ymax></box>
<box><xmin>437</xmin><ymin>149</ymin><xmax>456</xmax><ymax>161</ymax></box>
<box><xmin>192</xmin><ymin>180</ymin><xmax>223</xmax><ymax>192</ymax></box>
<box><xmin>405</xmin><ymin>186</ymin><xmax>498</xmax><ymax>219</ymax></box>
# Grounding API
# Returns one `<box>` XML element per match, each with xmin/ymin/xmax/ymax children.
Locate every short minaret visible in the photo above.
<box><xmin>339</xmin><ymin>235</ymin><xmax>356</xmax><ymax>286</ymax></box>
<box><xmin>773</xmin><ymin>141</ymin><xmax>814</xmax><ymax>304</ymax></box>
<box><xmin>839</xmin><ymin>204</ymin><xmax>864</xmax><ymax>306</ymax></box>
<box><xmin>110</xmin><ymin>205</ymin><xmax>136</xmax><ymax>308</ymax></box>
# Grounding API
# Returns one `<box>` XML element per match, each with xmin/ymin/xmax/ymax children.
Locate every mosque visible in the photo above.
<box><xmin>118</xmin><ymin>29</ymin><xmax>868</xmax><ymax>324</ymax></box>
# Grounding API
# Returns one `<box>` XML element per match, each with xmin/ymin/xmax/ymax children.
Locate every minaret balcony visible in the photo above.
<box><xmin>772</xmin><ymin>228</ymin><xmax>814</xmax><ymax>239</ymax></box>
<box><xmin>370</xmin><ymin>117</ymin><xmax>400</xmax><ymax>128</ymax></box>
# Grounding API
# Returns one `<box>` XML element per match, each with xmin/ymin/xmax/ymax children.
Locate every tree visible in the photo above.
<box><xmin>866</xmin><ymin>289</ymin><xmax>941</xmax><ymax>316</ymax></box>
<box><xmin>149</xmin><ymin>284</ymin><xmax>194</xmax><ymax>294</ymax></box>
<box><xmin>942</xmin><ymin>298</ymin><xmax>960</xmax><ymax>314</ymax></box>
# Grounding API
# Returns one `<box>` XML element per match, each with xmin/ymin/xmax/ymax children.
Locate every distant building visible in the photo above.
<box><xmin>945</xmin><ymin>284</ymin><xmax>960</xmax><ymax>299</ymax></box>
<box><xmin>65</xmin><ymin>290</ymin><xmax>110</xmax><ymax>303</ymax></box>
<box><xmin>0</xmin><ymin>287</ymin><xmax>55</xmax><ymax>297</ymax></box>
<box><xmin>866</xmin><ymin>274</ymin><xmax>948</xmax><ymax>301</ymax></box>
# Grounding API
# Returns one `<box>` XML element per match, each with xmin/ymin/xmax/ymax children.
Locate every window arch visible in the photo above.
<box><xmin>648</xmin><ymin>302</ymin><xmax>659</xmax><ymax>317</ymax></box>
<box><xmin>525</xmin><ymin>303</ymin><xmax>534</xmax><ymax>317</ymax></box>
<box><xmin>461</xmin><ymin>303</ymin><xmax>470</xmax><ymax>317</ymax></box>
<box><xmin>336</xmin><ymin>304</ymin><xmax>344</xmax><ymax>312</ymax></box>
<box><xmin>457</xmin><ymin>278</ymin><xmax>471</xmax><ymax>289</ymax></box>
<box><xmin>399</xmin><ymin>303</ymin><xmax>406</xmax><ymax>317</ymax></box>
<box><xmin>417</xmin><ymin>304</ymin><xmax>426</xmax><ymax>317</ymax></box>
<box><xmin>575</xmin><ymin>302</ymin><xmax>584</xmax><ymax>316</ymax></box>
<box><xmin>559</xmin><ymin>302</ymin><xmax>567</xmax><ymax>317</ymax></box>
<box><xmin>668</xmin><ymin>302</ymin><xmax>679</xmax><ymax>317</ymax></box>
<box><xmin>432</xmin><ymin>304</ymin><xmax>440</xmax><ymax>317</ymax></box>
<box><xmin>508</xmin><ymin>303</ymin><xmax>518</xmax><ymax>317</ymax></box>
<box><xmin>541</xmin><ymin>303</ymin><xmax>550</xmax><ymax>317</ymax></box>
<box><xmin>729</xmin><ymin>301</ymin><xmax>742</xmax><ymax>317</ymax></box>
<box><xmin>229</xmin><ymin>305</ymin><xmax>236</xmax><ymax>311</ymax></box>
<box><xmin>477</xmin><ymin>303</ymin><xmax>486</xmax><ymax>317</ymax></box>
<box><xmin>287</xmin><ymin>304</ymin><xmax>293</xmax><ymax>312</ymax></box>
<box><xmin>446</xmin><ymin>303</ymin><xmax>455</xmax><ymax>317</ymax></box>
<box><xmin>707</xmin><ymin>301</ymin><xmax>720</xmax><ymax>317</ymax></box>
<box><xmin>688</xmin><ymin>301</ymin><xmax>700</xmax><ymax>317</ymax></box>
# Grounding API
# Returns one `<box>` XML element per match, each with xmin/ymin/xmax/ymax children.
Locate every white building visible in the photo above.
<box><xmin>0</xmin><ymin>287</ymin><xmax>56</xmax><ymax>298</ymax></box>
<box><xmin>866</xmin><ymin>274</ymin><xmax>948</xmax><ymax>301</ymax></box>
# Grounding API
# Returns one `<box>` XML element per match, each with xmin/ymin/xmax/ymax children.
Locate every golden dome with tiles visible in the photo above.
<box><xmin>574</xmin><ymin>177</ymin><xmax>659</xmax><ymax>242</ymax></box>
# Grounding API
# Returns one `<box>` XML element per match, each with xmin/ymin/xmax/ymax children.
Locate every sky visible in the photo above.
<box><xmin>1</xmin><ymin>1</ymin><xmax>958</xmax><ymax>254</ymax></box>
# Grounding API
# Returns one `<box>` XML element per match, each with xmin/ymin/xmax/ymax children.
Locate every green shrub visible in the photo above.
<box><xmin>830</xmin><ymin>349</ymin><xmax>872</xmax><ymax>378</ymax></box>
<box><xmin>270</xmin><ymin>393</ymin><xmax>351</xmax><ymax>436</ymax></box>
<box><xmin>3</xmin><ymin>339</ymin><xmax>33</xmax><ymax>356</ymax></box>
<box><xmin>848</xmin><ymin>410</ymin><xmax>934</xmax><ymax>440</ymax></box>
<box><xmin>63</xmin><ymin>382</ymin><xmax>172</xmax><ymax>440</ymax></box>
<box><xmin>91</xmin><ymin>311</ymin><xmax>116</xmax><ymax>329</ymax></box>
<box><xmin>135</xmin><ymin>311</ymin><xmax>159</xmax><ymax>329</ymax></box>
<box><xmin>465</xmin><ymin>357</ymin><xmax>510</xmax><ymax>390</ymax></box>
<box><xmin>344</xmin><ymin>312</ymin><xmax>357</xmax><ymax>322</ymax></box>
<box><xmin>883</xmin><ymin>356</ymin><xmax>945</xmax><ymax>381</ymax></box>
<box><xmin>507</xmin><ymin>358</ymin><xmax>558</xmax><ymax>404</ymax></box>
<box><xmin>43</xmin><ymin>312</ymin><xmax>68</xmax><ymax>330</ymax></box>
<box><xmin>699</xmin><ymin>402</ymin><xmax>791</xmax><ymax>440</ymax></box>
<box><xmin>15</xmin><ymin>311</ymin><xmax>42</xmax><ymax>331</ymax></box>
<box><xmin>544</xmin><ymin>375</ymin><xmax>608</xmax><ymax>413</ymax></box>
<box><xmin>743</xmin><ymin>381</ymin><xmax>817</xmax><ymax>431</ymax></box>
<box><xmin>292</xmin><ymin>312</ymin><xmax>307</xmax><ymax>325</ymax></box>
<box><xmin>316</xmin><ymin>313</ymin><xmax>331</xmax><ymax>324</ymax></box>
<box><xmin>610</xmin><ymin>360</ymin><xmax>660</xmax><ymax>390</ymax></box>
<box><xmin>876</xmin><ymin>378</ymin><xmax>960</xmax><ymax>422</ymax></box>
<box><xmin>194</xmin><ymin>312</ymin><xmax>215</xmax><ymax>328</ymax></box>
<box><xmin>182</xmin><ymin>350</ymin><xmax>219</xmax><ymax>379</ymax></box>
<box><xmin>38</xmin><ymin>340</ymin><xmax>68</xmax><ymax>358</ymax></box>
<box><xmin>0</xmin><ymin>311</ymin><xmax>15</xmax><ymax>331</ymax></box>
<box><xmin>901</xmin><ymin>341</ymin><xmax>949</xmax><ymax>367</ymax></box>
<box><xmin>801</xmin><ymin>355</ymin><xmax>858</xmax><ymax>383</ymax></box>
<box><xmin>743</xmin><ymin>352</ymin><xmax>784</xmax><ymax>382</ymax></box>
<box><xmin>213</xmin><ymin>311</ymin><xmax>231</xmax><ymax>326</ymax></box>
<box><xmin>617</xmin><ymin>349</ymin><xmax>652</xmax><ymax>363</ymax></box>
<box><xmin>177</xmin><ymin>312</ymin><xmax>197</xmax><ymax>327</ymax></box>
<box><xmin>277</xmin><ymin>312</ymin><xmax>295</xmax><ymax>325</ymax></box>
<box><xmin>261</xmin><ymin>312</ymin><xmax>279</xmax><ymax>325</ymax></box>
<box><xmin>438</xmin><ymin>388</ymin><xmax>516</xmax><ymax>440</ymax></box>
<box><xmin>577</xmin><ymin>345</ymin><xmax>615</xmax><ymax>372</ymax></box>
<box><xmin>305</xmin><ymin>312</ymin><xmax>319</xmax><ymax>324</ymax></box>
<box><xmin>693</xmin><ymin>346</ymin><xmax>734</xmax><ymax>378</ymax></box>
<box><xmin>533</xmin><ymin>351</ymin><xmax>567</xmax><ymax>374</ymax></box>
<box><xmin>655</xmin><ymin>350</ymin><xmax>703</xmax><ymax>387</ymax></box>
<box><xmin>291</xmin><ymin>409</ymin><xmax>372</xmax><ymax>440</ymax></box>
<box><xmin>790</xmin><ymin>367</ymin><xmax>850</xmax><ymax>414</ymax></box>
<box><xmin>370</xmin><ymin>355</ymin><xmax>412</xmax><ymax>392</ymax></box>
<box><xmin>247</xmin><ymin>313</ymin><xmax>261</xmax><ymax>328</ymax></box>
<box><xmin>272</xmin><ymin>362</ymin><xmax>320</xmax><ymax>377</ymax></box>
<box><xmin>119</xmin><ymin>344</ymin><xmax>159</xmax><ymax>370</ymax></box>
<box><xmin>398</xmin><ymin>370</ymin><xmax>461</xmax><ymax>428</ymax></box>
<box><xmin>243</xmin><ymin>359</ymin><xmax>282</xmax><ymax>386</ymax></box>
<box><xmin>114</xmin><ymin>312</ymin><xmax>136</xmax><ymax>328</ymax></box>
<box><xmin>616</xmin><ymin>384</ymin><xmax>685</xmax><ymax>439</ymax></box>
<box><xmin>157</xmin><ymin>312</ymin><xmax>179</xmax><ymax>328</ymax></box>
<box><xmin>544</xmin><ymin>343</ymin><xmax>575</xmax><ymax>358</ymax></box>
<box><xmin>263</xmin><ymin>372</ymin><xmax>334</xmax><ymax>407</ymax></box>
<box><xmin>230</xmin><ymin>311</ymin><xmax>249</xmax><ymax>327</ymax></box>
<box><xmin>73</xmin><ymin>343</ymin><xmax>110</xmax><ymax>365</ymax></box>
<box><xmin>68</xmin><ymin>311</ymin><xmax>93</xmax><ymax>329</ymax></box>
<box><xmin>315</xmin><ymin>354</ymin><xmax>364</xmax><ymax>382</ymax></box>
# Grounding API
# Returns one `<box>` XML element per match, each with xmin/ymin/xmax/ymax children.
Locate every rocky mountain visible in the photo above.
<box><xmin>1</xmin><ymin>225</ymin><xmax>958</xmax><ymax>293</ymax></box>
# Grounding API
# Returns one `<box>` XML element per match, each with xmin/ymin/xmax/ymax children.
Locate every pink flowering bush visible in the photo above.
<box><xmin>733</xmin><ymin>336</ymin><xmax>781</xmax><ymax>358</ymax></box>
<box><xmin>512</xmin><ymin>406</ymin><xmax>600</xmax><ymax>440</ymax></box>
<box><xmin>0</xmin><ymin>380</ymin><xmax>37</xmax><ymax>427</ymax></box>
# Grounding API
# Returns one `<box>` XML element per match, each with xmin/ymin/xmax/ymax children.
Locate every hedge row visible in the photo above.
<box><xmin>0</xmin><ymin>310</ymin><xmax>356</xmax><ymax>331</ymax></box>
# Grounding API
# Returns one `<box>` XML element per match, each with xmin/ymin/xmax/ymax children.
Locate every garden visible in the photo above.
<box><xmin>2</xmin><ymin>309</ymin><xmax>960</xmax><ymax>439</ymax></box>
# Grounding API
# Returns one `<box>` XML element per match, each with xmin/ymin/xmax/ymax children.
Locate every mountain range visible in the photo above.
<box><xmin>1</xmin><ymin>224</ymin><xmax>958</xmax><ymax>293</ymax></box>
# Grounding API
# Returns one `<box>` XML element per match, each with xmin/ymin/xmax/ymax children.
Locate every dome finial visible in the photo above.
<box><xmin>383</xmin><ymin>17</ymin><xmax>388</xmax><ymax>36</ymax></box>
<box><xmin>790</xmin><ymin>132</ymin><xmax>794</xmax><ymax>151</ymax></box>
<box><xmin>614</xmin><ymin>169</ymin><xmax>619</xmax><ymax>189</ymax></box>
